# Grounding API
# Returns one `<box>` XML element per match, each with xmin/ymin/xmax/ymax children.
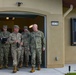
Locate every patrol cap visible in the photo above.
<box><xmin>24</xmin><ymin>26</ymin><xmax>28</xmax><ymax>29</ymax></box>
<box><xmin>3</xmin><ymin>25</ymin><xmax>7</xmax><ymax>29</ymax></box>
<box><xmin>14</xmin><ymin>25</ymin><xmax>19</xmax><ymax>28</ymax></box>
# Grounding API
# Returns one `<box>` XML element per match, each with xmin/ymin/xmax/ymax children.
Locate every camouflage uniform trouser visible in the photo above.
<box><xmin>0</xmin><ymin>47</ymin><xmax>9</xmax><ymax>65</ymax></box>
<box><xmin>31</xmin><ymin>48</ymin><xmax>42</xmax><ymax>67</ymax></box>
<box><xmin>11</xmin><ymin>47</ymin><xmax>22</xmax><ymax>66</ymax></box>
<box><xmin>20</xmin><ymin>47</ymin><xmax>30</xmax><ymax>63</ymax></box>
<box><xmin>0</xmin><ymin>48</ymin><xmax>3</xmax><ymax>65</ymax></box>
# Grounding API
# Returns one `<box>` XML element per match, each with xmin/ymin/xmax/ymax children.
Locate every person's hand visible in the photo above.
<box><xmin>14</xmin><ymin>40</ymin><xmax>18</xmax><ymax>43</ymax></box>
<box><xmin>5</xmin><ymin>41</ymin><xmax>8</xmax><ymax>44</ymax></box>
<box><xmin>43</xmin><ymin>47</ymin><xmax>45</xmax><ymax>51</ymax></box>
<box><xmin>28</xmin><ymin>48</ymin><xmax>30</xmax><ymax>51</ymax></box>
<box><xmin>14</xmin><ymin>40</ymin><xmax>20</xmax><ymax>43</ymax></box>
<box><xmin>20</xmin><ymin>42</ymin><xmax>23</xmax><ymax>46</ymax></box>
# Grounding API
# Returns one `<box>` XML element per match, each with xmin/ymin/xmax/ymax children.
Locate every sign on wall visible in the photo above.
<box><xmin>51</xmin><ymin>21</ymin><xmax>59</xmax><ymax>26</ymax></box>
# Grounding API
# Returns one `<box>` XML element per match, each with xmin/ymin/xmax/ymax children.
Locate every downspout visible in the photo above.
<box><xmin>63</xmin><ymin>5</ymin><xmax>73</xmax><ymax>65</ymax></box>
<box><xmin>64</xmin><ymin>5</ymin><xmax>73</xmax><ymax>18</ymax></box>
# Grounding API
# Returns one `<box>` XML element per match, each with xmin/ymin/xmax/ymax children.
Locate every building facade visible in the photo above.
<box><xmin>0</xmin><ymin>0</ymin><xmax>66</xmax><ymax>68</ymax></box>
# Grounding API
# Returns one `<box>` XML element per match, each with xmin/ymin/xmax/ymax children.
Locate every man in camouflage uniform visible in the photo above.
<box><xmin>0</xmin><ymin>25</ymin><xmax>10</xmax><ymax>69</ymax></box>
<box><xmin>8</xmin><ymin>25</ymin><xmax>23</xmax><ymax>73</ymax></box>
<box><xmin>30</xmin><ymin>24</ymin><xmax>45</xmax><ymax>73</ymax></box>
<box><xmin>19</xmin><ymin>26</ymin><xmax>30</xmax><ymax>68</ymax></box>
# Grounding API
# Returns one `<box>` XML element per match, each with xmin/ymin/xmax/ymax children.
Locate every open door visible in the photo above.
<box><xmin>0</xmin><ymin>12</ymin><xmax>47</xmax><ymax>67</ymax></box>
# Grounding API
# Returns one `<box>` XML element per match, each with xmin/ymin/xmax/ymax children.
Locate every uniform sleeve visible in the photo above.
<box><xmin>28</xmin><ymin>32</ymin><xmax>31</xmax><ymax>45</ymax></box>
<box><xmin>30</xmin><ymin>33</ymin><xmax>32</xmax><ymax>47</ymax></box>
<box><xmin>8</xmin><ymin>32</ymin><xmax>11</xmax><ymax>35</ymax></box>
<box><xmin>6</xmin><ymin>32</ymin><xmax>11</xmax><ymax>44</ymax></box>
<box><xmin>8</xmin><ymin>34</ymin><xmax>14</xmax><ymax>44</ymax></box>
<box><xmin>0</xmin><ymin>32</ymin><xmax>2</xmax><ymax>38</ymax></box>
<box><xmin>41</xmin><ymin>32</ymin><xmax>46</xmax><ymax>48</ymax></box>
<box><xmin>7</xmin><ymin>31</ymin><xmax>11</xmax><ymax>38</ymax></box>
<box><xmin>21</xmin><ymin>34</ymin><xmax>23</xmax><ymax>43</ymax></box>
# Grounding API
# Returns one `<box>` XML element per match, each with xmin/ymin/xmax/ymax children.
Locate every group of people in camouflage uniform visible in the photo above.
<box><xmin>0</xmin><ymin>24</ymin><xmax>45</xmax><ymax>73</ymax></box>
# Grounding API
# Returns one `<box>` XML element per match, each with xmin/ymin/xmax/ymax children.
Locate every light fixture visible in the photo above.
<box><xmin>6</xmin><ymin>17</ymin><xmax>9</xmax><ymax>20</ymax></box>
<box><xmin>29</xmin><ymin>25</ymin><xmax>33</xmax><ymax>28</ymax></box>
<box><xmin>12</xmin><ymin>17</ymin><xmax>15</xmax><ymax>20</ymax></box>
<box><xmin>51</xmin><ymin>21</ymin><xmax>59</xmax><ymax>26</ymax></box>
<box><xmin>16</xmin><ymin>2</ymin><xmax>23</xmax><ymax>7</ymax></box>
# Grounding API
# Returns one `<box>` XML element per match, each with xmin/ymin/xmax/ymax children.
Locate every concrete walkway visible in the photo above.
<box><xmin>0</xmin><ymin>64</ymin><xmax>76</xmax><ymax>75</ymax></box>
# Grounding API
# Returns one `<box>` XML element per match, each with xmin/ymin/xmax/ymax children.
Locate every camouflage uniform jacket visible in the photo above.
<box><xmin>8</xmin><ymin>32</ymin><xmax>23</xmax><ymax>48</ymax></box>
<box><xmin>1</xmin><ymin>31</ymin><xmax>10</xmax><ymax>47</ymax></box>
<box><xmin>30</xmin><ymin>30</ymin><xmax>45</xmax><ymax>49</ymax></box>
<box><xmin>0</xmin><ymin>32</ymin><xmax>2</xmax><ymax>47</ymax></box>
<box><xmin>22</xmin><ymin>31</ymin><xmax>30</xmax><ymax>48</ymax></box>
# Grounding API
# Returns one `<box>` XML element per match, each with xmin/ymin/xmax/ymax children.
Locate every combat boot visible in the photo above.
<box><xmin>0</xmin><ymin>64</ymin><xmax>3</xmax><ymax>69</ymax></box>
<box><xmin>13</xmin><ymin>66</ymin><xmax>17</xmax><ymax>73</ymax></box>
<box><xmin>5</xmin><ymin>64</ymin><xmax>8</xmax><ymax>68</ymax></box>
<box><xmin>37</xmin><ymin>64</ymin><xmax>41</xmax><ymax>70</ymax></box>
<box><xmin>17</xmin><ymin>67</ymin><xmax>19</xmax><ymax>71</ymax></box>
<box><xmin>25</xmin><ymin>62</ymin><xmax>28</xmax><ymax>67</ymax></box>
<box><xmin>30</xmin><ymin>67</ymin><xmax>35</xmax><ymax>73</ymax></box>
<box><xmin>19</xmin><ymin>62</ymin><xmax>23</xmax><ymax>68</ymax></box>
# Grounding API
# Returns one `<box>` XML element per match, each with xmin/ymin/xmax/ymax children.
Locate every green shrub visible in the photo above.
<box><xmin>65</xmin><ymin>73</ymin><xmax>76</xmax><ymax>75</ymax></box>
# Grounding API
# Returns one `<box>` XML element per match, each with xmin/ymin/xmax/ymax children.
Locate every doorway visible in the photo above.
<box><xmin>0</xmin><ymin>12</ymin><xmax>47</xmax><ymax>68</ymax></box>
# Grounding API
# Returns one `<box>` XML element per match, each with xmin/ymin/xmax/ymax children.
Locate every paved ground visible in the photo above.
<box><xmin>0</xmin><ymin>64</ymin><xmax>76</xmax><ymax>75</ymax></box>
